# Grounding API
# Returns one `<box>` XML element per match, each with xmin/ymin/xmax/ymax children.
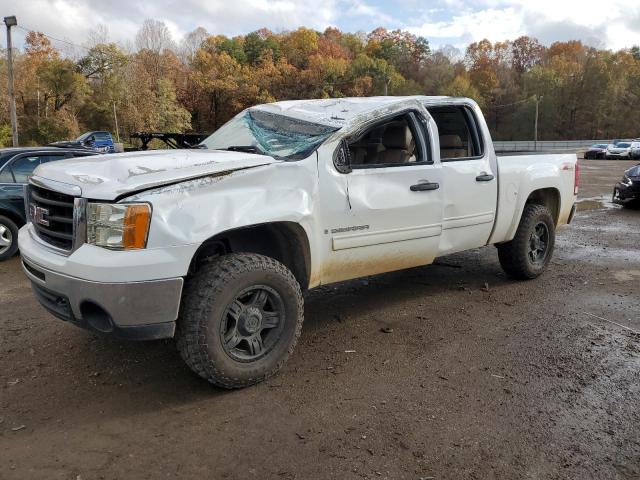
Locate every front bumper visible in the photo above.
<box><xmin>21</xmin><ymin>256</ymin><xmax>183</xmax><ymax>340</ymax></box>
<box><xmin>613</xmin><ymin>181</ymin><xmax>640</xmax><ymax>204</ymax></box>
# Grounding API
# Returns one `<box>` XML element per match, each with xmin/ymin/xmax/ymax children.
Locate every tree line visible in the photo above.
<box><xmin>1</xmin><ymin>20</ymin><xmax>639</xmax><ymax>147</ymax></box>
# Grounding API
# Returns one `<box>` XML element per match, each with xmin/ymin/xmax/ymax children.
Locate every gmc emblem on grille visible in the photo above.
<box><xmin>29</xmin><ymin>203</ymin><xmax>50</xmax><ymax>227</ymax></box>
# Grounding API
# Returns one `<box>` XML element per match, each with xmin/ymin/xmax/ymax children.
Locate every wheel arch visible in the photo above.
<box><xmin>523</xmin><ymin>187</ymin><xmax>561</xmax><ymax>226</ymax></box>
<box><xmin>0</xmin><ymin>208</ymin><xmax>25</xmax><ymax>228</ymax></box>
<box><xmin>188</xmin><ymin>221</ymin><xmax>312</xmax><ymax>290</ymax></box>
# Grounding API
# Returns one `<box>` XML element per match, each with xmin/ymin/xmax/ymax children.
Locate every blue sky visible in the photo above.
<box><xmin>2</xmin><ymin>0</ymin><xmax>639</xmax><ymax>52</ymax></box>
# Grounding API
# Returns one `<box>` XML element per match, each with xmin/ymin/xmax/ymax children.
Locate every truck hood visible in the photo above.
<box><xmin>32</xmin><ymin>149</ymin><xmax>278</xmax><ymax>201</ymax></box>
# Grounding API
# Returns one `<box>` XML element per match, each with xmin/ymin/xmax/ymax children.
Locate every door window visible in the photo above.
<box><xmin>348</xmin><ymin>113</ymin><xmax>429</xmax><ymax>168</ymax></box>
<box><xmin>10</xmin><ymin>155</ymin><xmax>65</xmax><ymax>183</ymax></box>
<box><xmin>427</xmin><ymin>106</ymin><xmax>484</xmax><ymax>161</ymax></box>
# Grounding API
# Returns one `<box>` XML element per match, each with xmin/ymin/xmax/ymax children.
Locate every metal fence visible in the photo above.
<box><xmin>493</xmin><ymin>140</ymin><xmax>619</xmax><ymax>152</ymax></box>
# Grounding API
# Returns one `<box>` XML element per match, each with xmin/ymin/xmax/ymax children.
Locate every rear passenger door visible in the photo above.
<box><xmin>426</xmin><ymin>103</ymin><xmax>498</xmax><ymax>255</ymax></box>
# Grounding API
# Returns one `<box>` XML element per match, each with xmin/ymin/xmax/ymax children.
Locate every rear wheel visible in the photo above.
<box><xmin>176</xmin><ymin>253</ymin><xmax>304</xmax><ymax>388</ymax></box>
<box><xmin>0</xmin><ymin>216</ymin><xmax>19</xmax><ymax>261</ymax></box>
<box><xmin>497</xmin><ymin>204</ymin><xmax>555</xmax><ymax>280</ymax></box>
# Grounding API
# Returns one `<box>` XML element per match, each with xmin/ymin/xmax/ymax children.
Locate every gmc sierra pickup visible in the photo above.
<box><xmin>18</xmin><ymin>96</ymin><xmax>579</xmax><ymax>388</ymax></box>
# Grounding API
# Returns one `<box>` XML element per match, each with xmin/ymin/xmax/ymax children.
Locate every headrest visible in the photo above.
<box><xmin>383</xmin><ymin>125</ymin><xmax>411</xmax><ymax>149</ymax></box>
<box><xmin>440</xmin><ymin>134</ymin><xmax>463</xmax><ymax>148</ymax></box>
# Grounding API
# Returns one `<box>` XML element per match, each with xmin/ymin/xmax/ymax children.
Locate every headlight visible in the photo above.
<box><xmin>87</xmin><ymin>203</ymin><xmax>151</xmax><ymax>250</ymax></box>
<box><xmin>623</xmin><ymin>175</ymin><xmax>632</xmax><ymax>186</ymax></box>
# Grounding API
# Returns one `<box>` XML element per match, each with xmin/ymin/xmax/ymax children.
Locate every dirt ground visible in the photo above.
<box><xmin>1</xmin><ymin>158</ymin><xmax>639</xmax><ymax>480</ymax></box>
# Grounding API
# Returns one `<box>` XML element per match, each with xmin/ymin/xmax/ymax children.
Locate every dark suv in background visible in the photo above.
<box><xmin>0</xmin><ymin>147</ymin><xmax>97</xmax><ymax>260</ymax></box>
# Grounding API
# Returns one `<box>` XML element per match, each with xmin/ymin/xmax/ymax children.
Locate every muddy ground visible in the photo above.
<box><xmin>1</xmin><ymin>159</ymin><xmax>639</xmax><ymax>480</ymax></box>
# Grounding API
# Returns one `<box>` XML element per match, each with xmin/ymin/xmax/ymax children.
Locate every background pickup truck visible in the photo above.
<box><xmin>18</xmin><ymin>96</ymin><xmax>578</xmax><ymax>388</ymax></box>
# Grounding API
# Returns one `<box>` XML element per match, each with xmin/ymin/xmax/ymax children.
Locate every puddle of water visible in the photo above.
<box><xmin>555</xmin><ymin>241</ymin><xmax>640</xmax><ymax>264</ymax></box>
<box><xmin>576</xmin><ymin>195</ymin><xmax>620</xmax><ymax>211</ymax></box>
<box><xmin>577</xmin><ymin>200</ymin><xmax>605</xmax><ymax>211</ymax></box>
<box><xmin>613</xmin><ymin>270</ymin><xmax>640</xmax><ymax>282</ymax></box>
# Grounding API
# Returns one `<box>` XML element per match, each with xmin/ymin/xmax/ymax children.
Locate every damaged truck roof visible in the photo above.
<box><xmin>30</xmin><ymin>96</ymin><xmax>465</xmax><ymax>201</ymax></box>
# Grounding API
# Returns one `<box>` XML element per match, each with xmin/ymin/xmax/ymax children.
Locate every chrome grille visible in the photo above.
<box><xmin>27</xmin><ymin>185</ymin><xmax>75</xmax><ymax>250</ymax></box>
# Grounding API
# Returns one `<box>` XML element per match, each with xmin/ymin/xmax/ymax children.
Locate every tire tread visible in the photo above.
<box><xmin>176</xmin><ymin>253</ymin><xmax>303</xmax><ymax>389</ymax></box>
<box><xmin>497</xmin><ymin>204</ymin><xmax>555</xmax><ymax>280</ymax></box>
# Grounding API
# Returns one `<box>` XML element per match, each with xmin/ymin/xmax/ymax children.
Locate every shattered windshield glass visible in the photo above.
<box><xmin>200</xmin><ymin>109</ymin><xmax>339</xmax><ymax>160</ymax></box>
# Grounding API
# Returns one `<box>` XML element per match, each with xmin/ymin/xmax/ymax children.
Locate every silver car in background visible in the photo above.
<box><xmin>606</xmin><ymin>142</ymin><xmax>633</xmax><ymax>159</ymax></box>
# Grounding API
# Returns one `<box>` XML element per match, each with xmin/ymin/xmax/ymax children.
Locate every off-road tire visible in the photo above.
<box><xmin>176</xmin><ymin>253</ymin><xmax>304</xmax><ymax>389</ymax></box>
<box><xmin>0</xmin><ymin>215</ymin><xmax>19</xmax><ymax>261</ymax></box>
<box><xmin>497</xmin><ymin>204</ymin><xmax>555</xmax><ymax>280</ymax></box>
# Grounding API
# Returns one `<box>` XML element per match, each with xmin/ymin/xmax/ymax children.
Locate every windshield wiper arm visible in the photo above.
<box><xmin>223</xmin><ymin>145</ymin><xmax>265</xmax><ymax>155</ymax></box>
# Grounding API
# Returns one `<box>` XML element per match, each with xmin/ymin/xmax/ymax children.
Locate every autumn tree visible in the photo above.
<box><xmin>6</xmin><ymin>24</ymin><xmax>640</xmax><ymax>145</ymax></box>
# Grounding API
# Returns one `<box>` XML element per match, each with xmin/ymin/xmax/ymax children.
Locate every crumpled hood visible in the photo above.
<box><xmin>32</xmin><ymin>149</ymin><xmax>277</xmax><ymax>200</ymax></box>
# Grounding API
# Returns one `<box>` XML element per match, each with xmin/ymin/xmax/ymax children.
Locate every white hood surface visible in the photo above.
<box><xmin>32</xmin><ymin>149</ymin><xmax>277</xmax><ymax>200</ymax></box>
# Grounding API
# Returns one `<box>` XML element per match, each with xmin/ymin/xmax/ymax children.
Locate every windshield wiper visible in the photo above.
<box><xmin>223</xmin><ymin>145</ymin><xmax>265</xmax><ymax>155</ymax></box>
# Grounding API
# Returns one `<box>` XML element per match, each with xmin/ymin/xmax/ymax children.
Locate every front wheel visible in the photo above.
<box><xmin>497</xmin><ymin>204</ymin><xmax>555</xmax><ymax>280</ymax></box>
<box><xmin>176</xmin><ymin>253</ymin><xmax>304</xmax><ymax>389</ymax></box>
<box><xmin>0</xmin><ymin>216</ymin><xmax>19</xmax><ymax>261</ymax></box>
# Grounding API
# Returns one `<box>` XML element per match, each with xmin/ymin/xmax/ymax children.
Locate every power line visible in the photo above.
<box><xmin>492</xmin><ymin>97</ymin><xmax>532</xmax><ymax>109</ymax></box>
<box><xmin>15</xmin><ymin>24</ymin><xmax>92</xmax><ymax>52</ymax></box>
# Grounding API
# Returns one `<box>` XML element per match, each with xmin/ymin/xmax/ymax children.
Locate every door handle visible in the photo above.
<box><xmin>476</xmin><ymin>172</ymin><xmax>494</xmax><ymax>182</ymax></box>
<box><xmin>410</xmin><ymin>182</ymin><xmax>440</xmax><ymax>191</ymax></box>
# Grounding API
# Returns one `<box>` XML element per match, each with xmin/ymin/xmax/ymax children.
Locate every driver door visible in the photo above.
<box><xmin>317</xmin><ymin>109</ymin><xmax>443</xmax><ymax>285</ymax></box>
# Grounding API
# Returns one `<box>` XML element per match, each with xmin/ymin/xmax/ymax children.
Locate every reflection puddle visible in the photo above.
<box><xmin>578</xmin><ymin>200</ymin><xmax>606</xmax><ymax>211</ymax></box>
<box><xmin>576</xmin><ymin>196</ymin><xmax>618</xmax><ymax>211</ymax></box>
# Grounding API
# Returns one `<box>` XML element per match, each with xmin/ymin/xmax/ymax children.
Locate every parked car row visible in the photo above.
<box><xmin>0</xmin><ymin>146</ymin><xmax>98</xmax><ymax>260</ymax></box>
<box><xmin>584</xmin><ymin>140</ymin><xmax>640</xmax><ymax>159</ymax></box>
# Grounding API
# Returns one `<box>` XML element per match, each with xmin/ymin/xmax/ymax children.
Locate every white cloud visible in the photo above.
<box><xmin>2</xmin><ymin>0</ymin><xmax>639</xmax><ymax>52</ymax></box>
<box><xmin>407</xmin><ymin>0</ymin><xmax>640</xmax><ymax>49</ymax></box>
<box><xmin>408</xmin><ymin>8</ymin><xmax>524</xmax><ymax>46</ymax></box>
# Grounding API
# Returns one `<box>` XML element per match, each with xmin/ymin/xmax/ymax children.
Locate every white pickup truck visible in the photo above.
<box><xmin>18</xmin><ymin>96</ymin><xmax>579</xmax><ymax>388</ymax></box>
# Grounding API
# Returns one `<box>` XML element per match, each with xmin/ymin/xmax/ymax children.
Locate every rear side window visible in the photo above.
<box><xmin>427</xmin><ymin>106</ymin><xmax>484</xmax><ymax>161</ymax></box>
<box><xmin>95</xmin><ymin>132</ymin><xmax>111</xmax><ymax>140</ymax></box>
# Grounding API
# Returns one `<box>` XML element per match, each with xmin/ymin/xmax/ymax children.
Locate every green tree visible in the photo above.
<box><xmin>154</xmin><ymin>79</ymin><xmax>192</xmax><ymax>132</ymax></box>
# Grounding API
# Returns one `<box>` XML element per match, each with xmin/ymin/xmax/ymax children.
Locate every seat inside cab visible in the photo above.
<box><xmin>349</xmin><ymin>116</ymin><xmax>418</xmax><ymax>166</ymax></box>
<box><xmin>427</xmin><ymin>106</ymin><xmax>479</xmax><ymax>159</ymax></box>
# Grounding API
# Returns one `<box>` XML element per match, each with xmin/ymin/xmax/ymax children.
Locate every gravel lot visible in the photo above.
<box><xmin>1</xmin><ymin>158</ymin><xmax>639</xmax><ymax>479</ymax></box>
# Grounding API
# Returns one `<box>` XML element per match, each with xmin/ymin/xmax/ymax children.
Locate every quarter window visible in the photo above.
<box><xmin>0</xmin><ymin>167</ymin><xmax>13</xmax><ymax>183</ymax></box>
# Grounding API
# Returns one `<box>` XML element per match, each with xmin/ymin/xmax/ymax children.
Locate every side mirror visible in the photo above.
<box><xmin>333</xmin><ymin>139</ymin><xmax>352</xmax><ymax>174</ymax></box>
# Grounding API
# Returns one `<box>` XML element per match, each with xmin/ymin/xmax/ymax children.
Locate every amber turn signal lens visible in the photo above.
<box><xmin>122</xmin><ymin>204</ymin><xmax>151</xmax><ymax>249</ymax></box>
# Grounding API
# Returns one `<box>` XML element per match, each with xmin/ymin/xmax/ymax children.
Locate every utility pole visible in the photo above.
<box><xmin>534</xmin><ymin>95</ymin><xmax>543</xmax><ymax>152</ymax></box>
<box><xmin>112</xmin><ymin>101</ymin><xmax>120</xmax><ymax>142</ymax></box>
<box><xmin>4</xmin><ymin>16</ymin><xmax>18</xmax><ymax>147</ymax></box>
